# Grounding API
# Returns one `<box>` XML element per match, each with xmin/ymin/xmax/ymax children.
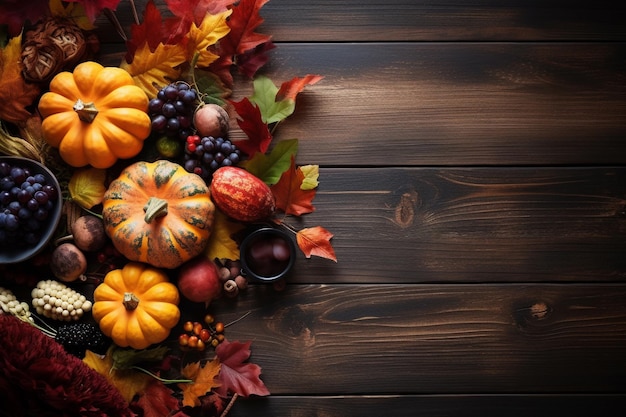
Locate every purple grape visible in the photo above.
<box><xmin>26</xmin><ymin>198</ymin><xmax>39</xmax><ymax>211</ymax></box>
<box><xmin>148</xmin><ymin>98</ymin><xmax>164</xmax><ymax>114</ymax></box>
<box><xmin>151</xmin><ymin>114</ymin><xmax>167</xmax><ymax>131</ymax></box>
<box><xmin>10</xmin><ymin>167</ymin><xmax>26</xmax><ymax>183</ymax></box>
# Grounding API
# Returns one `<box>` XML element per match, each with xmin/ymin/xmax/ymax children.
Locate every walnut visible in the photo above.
<box><xmin>20</xmin><ymin>18</ymin><xmax>87</xmax><ymax>83</ymax></box>
<box><xmin>21</xmin><ymin>36</ymin><xmax>64</xmax><ymax>83</ymax></box>
<box><xmin>44</xmin><ymin>18</ymin><xmax>86</xmax><ymax>65</ymax></box>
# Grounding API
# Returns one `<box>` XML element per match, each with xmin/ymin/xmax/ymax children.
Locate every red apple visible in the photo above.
<box><xmin>177</xmin><ymin>256</ymin><xmax>222</xmax><ymax>303</ymax></box>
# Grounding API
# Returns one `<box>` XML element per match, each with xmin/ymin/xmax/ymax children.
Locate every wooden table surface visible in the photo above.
<box><xmin>98</xmin><ymin>0</ymin><xmax>625</xmax><ymax>415</ymax></box>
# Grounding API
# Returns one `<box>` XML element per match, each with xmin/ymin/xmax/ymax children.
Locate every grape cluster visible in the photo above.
<box><xmin>183</xmin><ymin>135</ymin><xmax>242</xmax><ymax>181</ymax></box>
<box><xmin>149</xmin><ymin>82</ymin><xmax>198</xmax><ymax>141</ymax></box>
<box><xmin>0</xmin><ymin>161</ymin><xmax>59</xmax><ymax>248</ymax></box>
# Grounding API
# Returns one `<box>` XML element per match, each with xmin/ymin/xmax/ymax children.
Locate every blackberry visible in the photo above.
<box><xmin>55</xmin><ymin>322</ymin><xmax>111</xmax><ymax>358</ymax></box>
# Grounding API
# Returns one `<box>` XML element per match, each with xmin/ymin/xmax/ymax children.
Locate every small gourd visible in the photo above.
<box><xmin>38</xmin><ymin>61</ymin><xmax>151</xmax><ymax>168</ymax></box>
<box><xmin>102</xmin><ymin>160</ymin><xmax>215</xmax><ymax>269</ymax></box>
<box><xmin>92</xmin><ymin>262</ymin><xmax>180</xmax><ymax>350</ymax></box>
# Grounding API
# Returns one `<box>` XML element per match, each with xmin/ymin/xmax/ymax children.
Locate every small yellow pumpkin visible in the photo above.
<box><xmin>102</xmin><ymin>160</ymin><xmax>215</xmax><ymax>269</ymax></box>
<box><xmin>38</xmin><ymin>61</ymin><xmax>151</xmax><ymax>168</ymax></box>
<box><xmin>92</xmin><ymin>262</ymin><xmax>180</xmax><ymax>350</ymax></box>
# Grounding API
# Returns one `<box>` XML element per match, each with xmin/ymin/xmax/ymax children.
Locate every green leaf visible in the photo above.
<box><xmin>241</xmin><ymin>139</ymin><xmax>298</xmax><ymax>185</ymax></box>
<box><xmin>111</xmin><ymin>345</ymin><xmax>170</xmax><ymax>370</ymax></box>
<box><xmin>249</xmin><ymin>76</ymin><xmax>296</xmax><ymax>124</ymax></box>
<box><xmin>194</xmin><ymin>68</ymin><xmax>232</xmax><ymax>106</ymax></box>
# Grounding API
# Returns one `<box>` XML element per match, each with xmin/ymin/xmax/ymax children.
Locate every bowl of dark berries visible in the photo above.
<box><xmin>239</xmin><ymin>226</ymin><xmax>296</xmax><ymax>282</ymax></box>
<box><xmin>0</xmin><ymin>156</ymin><xmax>63</xmax><ymax>264</ymax></box>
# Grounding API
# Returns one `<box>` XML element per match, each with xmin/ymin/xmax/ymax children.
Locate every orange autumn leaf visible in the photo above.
<box><xmin>296</xmin><ymin>226</ymin><xmax>337</xmax><ymax>262</ymax></box>
<box><xmin>270</xmin><ymin>156</ymin><xmax>316</xmax><ymax>216</ymax></box>
<box><xmin>0</xmin><ymin>34</ymin><xmax>40</xmax><ymax>124</ymax></box>
<box><xmin>121</xmin><ymin>42</ymin><xmax>187</xmax><ymax>98</ymax></box>
<box><xmin>179</xmin><ymin>359</ymin><xmax>221</xmax><ymax>407</ymax></box>
<box><xmin>276</xmin><ymin>75</ymin><xmax>324</xmax><ymax>102</ymax></box>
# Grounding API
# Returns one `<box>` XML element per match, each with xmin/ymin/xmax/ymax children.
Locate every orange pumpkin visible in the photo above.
<box><xmin>38</xmin><ymin>61</ymin><xmax>151</xmax><ymax>168</ymax></box>
<box><xmin>102</xmin><ymin>160</ymin><xmax>215</xmax><ymax>269</ymax></box>
<box><xmin>92</xmin><ymin>262</ymin><xmax>180</xmax><ymax>349</ymax></box>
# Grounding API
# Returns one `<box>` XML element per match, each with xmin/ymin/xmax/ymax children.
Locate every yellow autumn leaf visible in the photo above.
<box><xmin>48</xmin><ymin>0</ymin><xmax>94</xmax><ymax>30</ymax></box>
<box><xmin>204</xmin><ymin>209</ymin><xmax>245</xmax><ymax>261</ymax></box>
<box><xmin>0</xmin><ymin>34</ymin><xmax>40</xmax><ymax>124</ymax></box>
<box><xmin>68</xmin><ymin>167</ymin><xmax>107</xmax><ymax>209</ymax></box>
<box><xmin>84</xmin><ymin>349</ymin><xmax>152</xmax><ymax>403</ymax></box>
<box><xmin>178</xmin><ymin>359</ymin><xmax>221</xmax><ymax>407</ymax></box>
<box><xmin>299</xmin><ymin>165</ymin><xmax>319</xmax><ymax>190</ymax></box>
<box><xmin>188</xmin><ymin>9</ymin><xmax>232</xmax><ymax>68</ymax></box>
<box><xmin>120</xmin><ymin>42</ymin><xmax>187</xmax><ymax>98</ymax></box>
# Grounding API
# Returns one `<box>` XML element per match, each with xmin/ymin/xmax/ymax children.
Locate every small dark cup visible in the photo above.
<box><xmin>239</xmin><ymin>227</ymin><xmax>296</xmax><ymax>282</ymax></box>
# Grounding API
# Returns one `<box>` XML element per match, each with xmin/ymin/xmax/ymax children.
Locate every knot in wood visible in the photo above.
<box><xmin>394</xmin><ymin>189</ymin><xmax>419</xmax><ymax>228</ymax></box>
<box><xmin>513</xmin><ymin>301</ymin><xmax>551</xmax><ymax>329</ymax></box>
<box><xmin>274</xmin><ymin>306</ymin><xmax>316</xmax><ymax>347</ymax></box>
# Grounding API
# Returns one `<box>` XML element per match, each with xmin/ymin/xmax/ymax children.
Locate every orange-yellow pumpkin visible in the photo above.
<box><xmin>38</xmin><ymin>61</ymin><xmax>151</xmax><ymax>168</ymax></box>
<box><xmin>92</xmin><ymin>262</ymin><xmax>180</xmax><ymax>349</ymax></box>
<box><xmin>102</xmin><ymin>160</ymin><xmax>214</xmax><ymax>269</ymax></box>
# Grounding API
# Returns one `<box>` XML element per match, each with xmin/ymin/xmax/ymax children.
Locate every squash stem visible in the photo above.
<box><xmin>143</xmin><ymin>197</ymin><xmax>168</xmax><ymax>223</ymax></box>
<box><xmin>73</xmin><ymin>99</ymin><xmax>99</xmax><ymax>123</ymax></box>
<box><xmin>123</xmin><ymin>292</ymin><xmax>140</xmax><ymax>310</ymax></box>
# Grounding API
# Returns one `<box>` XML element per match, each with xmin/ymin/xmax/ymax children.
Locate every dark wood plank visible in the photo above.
<box><xmin>259</xmin><ymin>0</ymin><xmax>626</xmax><ymax>42</ymax></box>
<box><xmin>253</xmin><ymin>43</ymin><xmax>626</xmax><ymax>166</ymax></box>
<box><xmin>211</xmin><ymin>283</ymin><xmax>626</xmax><ymax>394</ymax></box>
<box><xmin>95</xmin><ymin>0</ymin><xmax>626</xmax><ymax>43</ymax></box>
<box><xmin>96</xmin><ymin>42</ymin><xmax>626</xmax><ymax>166</ymax></box>
<box><xmin>229</xmin><ymin>395</ymin><xmax>626</xmax><ymax>417</ymax></box>
<box><xmin>287</xmin><ymin>167</ymin><xmax>626</xmax><ymax>284</ymax></box>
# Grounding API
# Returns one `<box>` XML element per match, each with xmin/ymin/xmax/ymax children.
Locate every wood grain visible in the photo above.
<box><xmin>210</xmin><ymin>283</ymin><xmax>626</xmax><ymax>395</ymax></box>
<box><xmin>96</xmin><ymin>42</ymin><xmax>626</xmax><ymax>166</ymax></box>
<box><xmin>96</xmin><ymin>0</ymin><xmax>626</xmax><ymax>43</ymax></box>
<box><xmin>287</xmin><ymin>167</ymin><xmax>626</xmax><ymax>283</ymax></box>
<box><xmin>228</xmin><ymin>395</ymin><xmax>626</xmax><ymax>417</ymax></box>
<box><xmin>78</xmin><ymin>0</ymin><xmax>626</xmax><ymax>413</ymax></box>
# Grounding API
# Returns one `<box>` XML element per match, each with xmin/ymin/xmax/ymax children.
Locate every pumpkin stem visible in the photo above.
<box><xmin>123</xmin><ymin>292</ymin><xmax>140</xmax><ymax>310</ymax></box>
<box><xmin>144</xmin><ymin>197</ymin><xmax>168</xmax><ymax>223</ymax></box>
<box><xmin>73</xmin><ymin>99</ymin><xmax>99</xmax><ymax>123</ymax></box>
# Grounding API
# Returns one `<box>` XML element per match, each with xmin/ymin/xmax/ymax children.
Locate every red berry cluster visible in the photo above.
<box><xmin>178</xmin><ymin>314</ymin><xmax>225</xmax><ymax>351</ymax></box>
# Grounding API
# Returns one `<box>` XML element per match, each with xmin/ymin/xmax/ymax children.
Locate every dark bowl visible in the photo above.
<box><xmin>0</xmin><ymin>156</ymin><xmax>63</xmax><ymax>264</ymax></box>
<box><xmin>239</xmin><ymin>226</ymin><xmax>296</xmax><ymax>282</ymax></box>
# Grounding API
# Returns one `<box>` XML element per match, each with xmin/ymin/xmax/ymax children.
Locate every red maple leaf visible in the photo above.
<box><xmin>66</xmin><ymin>0</ymin><xmax>122</xmax><ymax>23</ymax></box>
<box><xmin>276</xmin><ymin>75</ymin><xmax>324</xmax><ymax>102</ymax></box>
<box><xmin>215</xmin><ymin>340</ymin><xmax>270</xmax><ymax>398</ymax></box>
<box><xmin>125</xmin><ymin>0</ymin><xmax>189</xmax><ymax>63</ymax></box>
<box><xmin>230</xmin><ymin>97</ymin><xmax>273</xmax><ymax>156</ymax></box>
<box><xmin>271</xmin><ymin>156</ymin><xmax>316</xmax><ymax>216</ymax></box>
<box><xmin>221</xmin><ymin>0</ymin><xmax>272</xmax><ymax>56</ymax></box>
<box><xmin>237</xmin><ymin>40</ymin><xmax>276</xmax><ymax>78</ymax></box>
<box><xmin>132</xmin><ymin>379</ymin><xmax>179</xmax><ymax>417</ymax></box>
<box><xmin>208</xmin><ymin>54</ymin><xmax>234</xmax><ymax>87</ymax></box>
<box><xmin>296</xmin><ymin>226</ymin><xmax>337</xmax><ymax>262</ymax></box>
<box><xmin>166</xmin><ymin>0</ymin><xmax>235</xmax><ymax>25</ymax></box>
<box><xmin>0</xmin><ymin>0</ymin><xmax>50</xmax><ymax>36</ymax></box>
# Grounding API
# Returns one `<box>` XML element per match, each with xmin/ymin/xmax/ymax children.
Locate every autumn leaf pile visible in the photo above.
<box><xmin>1</xmin><ymin>0</ymin><xmax>336</xmax><ymax>416</ymax></box>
